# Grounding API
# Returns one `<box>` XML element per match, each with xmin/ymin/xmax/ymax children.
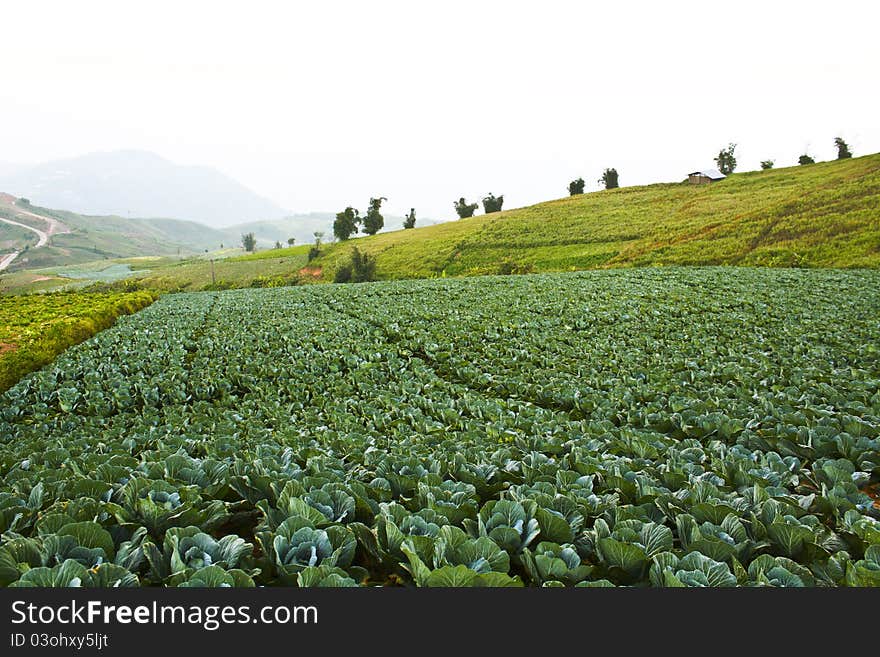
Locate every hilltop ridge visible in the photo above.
<box><xmin>310</xmin><ymin>154</ymin><xmax>880</xmax><ymax>280</ymax></box>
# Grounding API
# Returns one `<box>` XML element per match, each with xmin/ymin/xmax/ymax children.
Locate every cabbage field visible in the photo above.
<box><xmin>1</xmin><ymin>268</ymin><xmax>879</xmax><ymax>587</ymax></box>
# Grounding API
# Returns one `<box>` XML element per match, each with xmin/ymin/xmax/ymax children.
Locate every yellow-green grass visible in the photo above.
<box><xmin>125</xmin><ymin>249</ymin><xmax>310</xmax><ymax>291</ymax></box>
<box><xmin>0</xmin><ymin>271</ymin><xmax>72</xmax><ymax>295</ymax></box>
<box><xmin>228</xmin><ymin>243</ymin><xmax>311</xmax><ymax>262</ymax></box>
<box><xmin>311</xmin><ymin>154</ymin><xmax>880</xmax><ymax>280</ymax></box>
<box><xmin>0</xmin><ymin>290</ymin><xmax>156</xmax><ymax>391</ymax></box>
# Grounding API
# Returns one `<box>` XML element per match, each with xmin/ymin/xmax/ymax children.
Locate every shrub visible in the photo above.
<box><xmin>454</xmin><ymin>198</ymin><xmax>479</xmax><ymax>219</ymax></box>
<box><xmin>714</xmin><ymin>144</ymin><xmax>737</xmax><ymax>175</ymax></box>
<box><xmin>599</xmin><ymin>168</ymin><xmax>619</xmax><ymax>190</ymax></box>
<box><xmin>482</xmin><ymin>194</ymin><xmax>504</xmax><ymax>214</ymax></box>
<box><xmin>568</xmin><ymin>178</ymin><xmax>585</xmax><ymax>195</ymax></box>
<box><xmin>335</xmin><ymin>247</ymin><xmax>376</xmax><ymax>283</ymax></box>
<box><xmin>497</xmin><ymin>260</ymin><xmax>535</xmax><ymax>275</ymax></box>
<box><xmin>403</xmin><ymin>209</ymin><xmax>416</xmax><ymax>229</ymax></box>
<box><xmin>834</xmin><ymin>137</ymin><xmax>852</xmax><ymax>160</ymax></box>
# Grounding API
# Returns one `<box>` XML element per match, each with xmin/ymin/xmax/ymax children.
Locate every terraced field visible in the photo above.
<box><xmin>0</xmin><ymin>290</ymin><xmax>156</xmax><ymax>392</ymax></box>
<box><xmin>1</xmin><ymin>268</ymin><xmax>878</xmax><ymax>587</ymax></box>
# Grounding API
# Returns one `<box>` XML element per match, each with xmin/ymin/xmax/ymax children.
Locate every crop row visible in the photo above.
<box><xmin>1</xmin><ymin>268</ymin><xmax>878</xmax><ymax>586</ymax></box>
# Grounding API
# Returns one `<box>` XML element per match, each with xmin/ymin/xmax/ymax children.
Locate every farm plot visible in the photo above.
<box><xmin>1</xmin><ymin>268</ymin><xmax>879</xmax><ymax>587</ymax></box>
<box><xmin>0</xmin><ymin>290</ymin><xmax>156</xmax><ymax>392</ymax></box>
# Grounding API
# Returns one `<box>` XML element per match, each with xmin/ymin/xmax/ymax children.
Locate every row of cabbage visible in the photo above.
<box><xmin>1</xmin><ymin>268</ymin><xmax>878</xmax><ymax>586</ymax></box>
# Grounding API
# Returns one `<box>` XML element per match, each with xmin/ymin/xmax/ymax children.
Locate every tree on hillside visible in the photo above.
<box><xmin>834</xmin><ymin>137</ymin><xmax>852</xmax><ymax>160</ymax></box>
<box><xmin>274</xmin><ymin>241</ymin><xmax>282</xmax><ymax>249</ymax></box>
<box><xmin>241</xmin><ymin>232</ymin><xmax>256</xmax><ymax>252</ymax></box>
<box><xmin>362</xmin><ymin>197</ymin><xmax>387</xmax><ymax>236</ymax></box>
<box><xmin>798</xmin><ymin>153</ymin><xmax>815</xmax><ymax>165</ymax></box>
<box><xmin>760</xmin><ymin>160</ymin><xmax>775</xmax><ymax>170</ymax></box>
<box><xmin>482</xmin><ymin>193</ymin><xmax>504</xmax><ymax>214</ymax></box>
<box><xmin>714</xmin><ymin>143</ymin><xmax>737</xmax><ymax>175</ymax></box>
<box><xmin>403</xmin><ymin>208</ymin><xmax>416</xmax><ymax>229</ymax></box>
<box><xmin>599</xmin><ymin>168</ymin><xmax>619</xmax><ymax>190</ymax></box>
<box><xmin>454</xmin><ymin>197</ymin><xmax>479</xmax><ymax>219</ymax></box>
<box><xmin>334</xmin><ymin>206</ymin><xmax>360</xmax><ymax>241</ymax></box>
<box><xmin>568</xmin><ymin>178</ymin><xmax>585</xmax><ymax>195</ymax></box>
<box><xmin>287</xmin><ymin>237</ymin><xmax>296</xmax><ymax>246</ymax></box>
<box><xmin>308</xmin><ymin>232</ymin><xmax>324</xmax><ymax>261</ymax></box>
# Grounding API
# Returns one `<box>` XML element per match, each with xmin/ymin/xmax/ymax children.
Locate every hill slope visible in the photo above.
<box><xmin>222</xmin><ymin>212</ymin><xmax>416</xmax><ymax>249</ymax></box>
<box><xmin>0</xmin><ymin>150</ymin><xmax>288</xmax><ymax>227</ymax></box>
<box><xmin>312</xmin><ymin>154</ymin><xmax>880</xmax><ymax>279</ymax></box>
<box><xmin>0</xmin><ymin>195</ymin><xmax>230</xmax><ymax>271</ymax></box>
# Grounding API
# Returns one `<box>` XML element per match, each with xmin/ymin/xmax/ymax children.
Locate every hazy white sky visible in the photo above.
<box><xmin>1</xmin><ymin>0</ymin><xmax>878</xmax><ymax>220</ymax></box>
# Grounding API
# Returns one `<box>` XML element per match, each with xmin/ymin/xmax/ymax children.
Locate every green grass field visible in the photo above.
<box><xmin>3</xmin><ymin>154</ymin><xmax>877</xmax><ymax>296</ymax></box>
<box><xmin>0</xmin><ymin>290</ymin><xmax>156</xmax><ymax>391</ymax></box>
<box><xmin>310</xmin><ymin>154</ymin><xmax>880</xmax><ymax>280</ymax></box>
<box><xmin>128</xmin><ymin>247</ymin><xmax>310</xmax><ymax>291</ymax></box>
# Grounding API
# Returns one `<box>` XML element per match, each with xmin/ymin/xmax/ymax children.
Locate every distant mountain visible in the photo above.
<box><xmin>0</xmin><ymin>150</ymin><xmax>288</xmax><ymax>228</ymax></box>
<box><xmin>222</xmin><ymin>214</ymin><xmax>336</xmax><ymax>249</ymax></box>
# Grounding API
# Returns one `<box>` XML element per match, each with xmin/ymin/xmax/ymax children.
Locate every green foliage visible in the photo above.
<box><xmin>760</xmin><ymin>160</ymin><xmax>775</xmax><ymax>170</ymax></box>
<box><xmin>0</xmin><ymin>290</ymin><xmax>156</xmax><ymax>392</ymax></box>
<box><xmin>715</xmin><ymin>143</ymin><xmax>737</xmax><ymax>175</ymax></box>
<box><xmin>599</xmin><ymin>168</ymin><xmax>619</xmax><ymax>189</ymax></box>
<box><xmin>287</xmin><ymin>237</ymin><xmax>296</xmax><ymax>246</ymax></box>
<box><xmin>308</xmin><ymin>232</ymin><xmax>324</xmax><ymax>262</ymax></box>
<box><xmin>241</xmin><ymin>232</ymin><xmax>256</xmax><ymax>252</ymax></box>
<box><xmin>482</xmin><ymin>193</ymin><xmax>504</xmax><ymax>214</ymax></box>
<box><xmin>333</xmin><ymin>207</ymin><xmax>360</xmax><ymax>241</ymax></box>
<box><xmin>274</xmin><ymin>241</ymin><xmax>282</xmax><ymax>249</ymax></box>
<box><xmin>403</xmin><ymin>208</ymin><xmax>416</xmax><ymax>230</ymax></box>
<box><xmin>362</xmin><ymin>197</ymin><xmax>387</xmax><ymax>236</ymax></box>
<box><xmin>568</xmin><ymin>178</ymin><xmax>585</xmax><ymax>195</ymax></box>
<box><xmin>496</xmin><ymin>260</ymin><xmax>535</xmax><ymax>275</ymax></box>
<box><xmin>835</xmin><ymin>137</ymin><xmax>852</xmax><ymax>160</ymax></box>
<box><xmin>799</xmin><ymin>154</ymin><xmax>816</xmax><ymax>165</ymax></box>
<box><xmin>334</xmin><ymin>247</ymin><xmax>376</xmax><ymax>283</ymax></box>
<box><xmin>305</xmin><ymin>153</ymin><xmax>880</xmax><ymax>279</ymax></box>
<box><xmin>1</xmin><ymin>268</ymin><xmax>879</xmax><ymax>587</ymax></box>
<box><xmin>454</xmin><ymin>197</ymin><xmax>479</xmax><ymax>219</ymax></box>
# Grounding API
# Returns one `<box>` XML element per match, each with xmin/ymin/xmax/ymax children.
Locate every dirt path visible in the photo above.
<box><xmin>0</xmin><ymin>197</ymin><xmax>69</xmax><ymax>272</ymax></box>
<box><xmin>12</xmin><ymin>202</ymin><xmax>70</xmax><ymax>238</ymax></box>
<box><xmin>0</xmin><ymin>252</ymin><xmax>18</xmax><ymax>272</ymax></box>
<box><xmin>0</xmin><ymin>215</ymin><xmax>49</xmax><ymax>248</ymax></box>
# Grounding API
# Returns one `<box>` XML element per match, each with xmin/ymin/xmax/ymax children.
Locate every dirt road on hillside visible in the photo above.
<box><xmin>0</xmin><ymin>197</ymin><xmax>70</xmax><ymax>272</ymax></box>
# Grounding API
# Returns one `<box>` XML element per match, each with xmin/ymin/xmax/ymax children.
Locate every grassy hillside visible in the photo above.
<box><xmin>4</xmin><ymin>154</ymin><xmax>876</xmax><ymax>295</ymax></box>
<box><xmin>127</xmin><ymin>246</ymin><xmax>310</xmax><ymax>291</ymax></box>
<box><xmin>311</xmin><ymin>154</ymin><xmax>880</xmax><ymax>280</ymax></box>
<box><xmin>4</xmin><ymin>204</ymin><xmax>230</xmax><ymax>271</ymax></box>
<box><xmin>0</xmin><ymin>221</ymin><xmax>38</xmax><ymax>251</ymax></box>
